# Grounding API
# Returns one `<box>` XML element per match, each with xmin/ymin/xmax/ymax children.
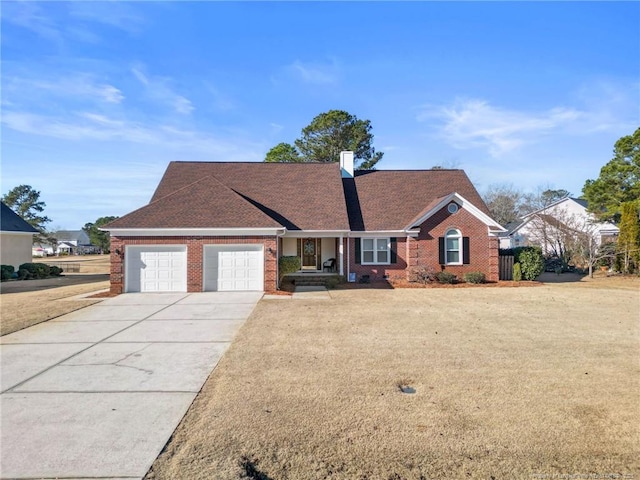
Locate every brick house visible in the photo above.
<box><xmin>105</xmin><ymin>152</ymin><xmax>505</xmax><ymax>293</ymax></box>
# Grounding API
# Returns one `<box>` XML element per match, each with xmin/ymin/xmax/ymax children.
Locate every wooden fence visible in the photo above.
<box><xmin>44</xmin><ymin>262</ymin><xmax>81</xmax><ymax>273</ymax></box>
<box><xmin>499</xmin><ymin>255</ymin><xmax>514</xmax><ymax>281</ymax></box>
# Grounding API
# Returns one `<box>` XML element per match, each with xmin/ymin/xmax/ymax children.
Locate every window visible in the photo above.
<box><xmin>445</xmin><ymin>229</ymin><xmax>462</xmax><ymax>264</ymax></box>
<box><xmin>447</xmin><ymin>202</ymin><xmax>459</xmax><ymax>214</ymax></box>
<box><xmin>362</xmin><ymin>237</ymin><xmax>390</xmax><ymax>264</ymax></box>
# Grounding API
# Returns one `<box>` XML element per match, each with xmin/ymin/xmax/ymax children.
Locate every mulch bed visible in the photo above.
<box><xmin>337</xmin><ymin>279</ymin><xmax>542</xmax><ymax>289</ymax></box>
<box><xmin>86</xmin><ymin>291</ymin><xmax>119</xmax><ymax>298</ymax></box>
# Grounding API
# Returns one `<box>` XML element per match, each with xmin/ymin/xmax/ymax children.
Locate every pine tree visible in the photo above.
<box><xmin>616</xmin><ymin>201</ymin><xmax>640</xmax><ymax>273</ymax></box>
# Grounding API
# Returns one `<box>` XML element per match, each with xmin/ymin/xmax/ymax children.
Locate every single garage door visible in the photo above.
<box><xmin>204</xmin><ymin>245</ymin><xmax>264</xmax><ymax>291</ymax></box>
<box><xmin>126</xmin><ymin>246</ymin><xmax>187</xmax><ymax>293</ymax></box>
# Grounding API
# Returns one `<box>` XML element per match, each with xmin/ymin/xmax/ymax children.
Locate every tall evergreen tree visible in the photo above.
<box><xmin>264</xmin><ymin>110</ymin><xmax>383</xmax><ymax>169</ymax></box>
<box><xmin>582</xmin><ymin>128</ymin><xmax>640</xmax><ymax>223</ymax></box>
<box><xmin>616</xmin><ymin>201</ymin><xmax>640</xmax><ymax>273</ymax></box>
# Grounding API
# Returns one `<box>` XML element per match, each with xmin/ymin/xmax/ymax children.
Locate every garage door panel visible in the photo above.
<box><xmin>127</xmin><ymin>246</ymin><xmax>187</xmax><ymax>293</ymax></box>
<box><xmin>204</xmin><ymin>246</ymin><xmax>264</xmax><ymax>292</ymax></box>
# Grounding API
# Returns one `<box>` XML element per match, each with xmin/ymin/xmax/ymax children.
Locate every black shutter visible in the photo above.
<box><xmin>463</xmin><ymin>237</ymin><xmax>470</xmax><ymax>264</ymax></box>
<box><xmin>438</xmin><ymin>237</ymin><xmax>445</xmax><ymax>264</ymax></box>
<box><xmin>296</xmin><ymin>239</ymin><xmax>301</xmax><ymax>258</ymax></box>
<box><xmin>390</xmin><ymin>238</ymin><xmax>397</xmax><ymax>263</ymax></box>
<box><xmin>355</xmin><ymin>238</ymin><xmax>361</xmax><ymax>264</ymax></box>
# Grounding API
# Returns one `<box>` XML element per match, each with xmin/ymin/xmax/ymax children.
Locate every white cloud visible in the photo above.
<box><xmin>2</xmin><ymin>2</ymin><xmax>145</xmax><ymax>46</ymax></box>
<box><xmin>131</xmin><ymin>65</ymin><xmax>194</xmax><ymax>115</ymax></box>
<box><xmin>68</xmin><ymin>2</ymin><xmax>145</xmax><ymax>34</ymax></box>
<box><xmin>100</xmin><ymin>85</ymin><xmax>125</xmax><ymax>104</ymax></box>
<box><xmin>2</xmin><ymin>2</ymin><xmax>62</xmax><ymax>42</ymax></box>
<box><xmin>286</xmin><ymin>59</ymin><xmax>339</xmax><ymax>85</ymax></box>
<box><xmin>418</xmin><ymin>98</ymin><xmax>583</xmax><ymax>156</ymax></box>
<box><xmin>269</xmin><ymin>123</ymin><xmax>284</xmax><ymax>134</ymax></box>
<box><xmin>3</xmin><ymin>74</ymin><xmax>124</xmax><ymax>105</ymax></box>
<box><xmin>1</xmin><ymin>110</ymin><xmax>260</xmax><ymax>159</ymax></box>
<box><xmin>418</xmin><ymin>81</ymin><xmax>639</xmax><ymax>158</ymax></box>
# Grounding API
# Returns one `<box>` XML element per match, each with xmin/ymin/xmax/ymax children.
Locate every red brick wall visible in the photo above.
<box><xmin>415</xmin><ymin>205</ymin><xmax>499</xmax><ymax>282</ymax></box>
<box><xmin>109</xmin><ymin>236</ymin><xmax>277</xmax><ymax>294</ymax></box>
<box><xmin>348</xmin><ymin>237</ymin><xmax>409</xmax><ymax>282</ymax></box>
<box><xmin>346</xmin><ymin>205</ymin><xmax>499</xmax><ymax>283</ymax></box>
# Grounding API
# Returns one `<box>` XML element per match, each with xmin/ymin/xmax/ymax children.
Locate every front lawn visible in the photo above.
<box><xmin>146</xmin><ymin>281</ymin><xmax>639</xmax><ymax>479</ymax></box>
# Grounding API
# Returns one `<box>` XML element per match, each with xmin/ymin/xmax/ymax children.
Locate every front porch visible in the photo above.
<box><xmin>279</xmin><ymin>236</ymin><xmax>344</xmax><ymax>275</ymax></box>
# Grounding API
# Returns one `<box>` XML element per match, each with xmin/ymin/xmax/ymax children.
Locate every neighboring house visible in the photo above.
<box><xmin>105</xmin><ymin>152</ymin><xmax>505</xmax><ymax>293</ymax></box>
<box><xmin>0</xmin><ymin>201</ymin><xmax>38</xmax><ymax>269</ymax></box>
<box><xmin>52</xmin><ymin>230</ymin><xmax>100</xmax><ymax>255</ymax></box>
<box><xmin>499</xmin><ymin>197</ymin><xmax>619</xmax><ymax>253</ymax></box>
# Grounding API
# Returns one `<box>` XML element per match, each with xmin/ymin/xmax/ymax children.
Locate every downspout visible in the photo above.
<box><xmin>276</xmin><ymin>228</ymin><xmax>286</xmax><ymax>289</ymax></box>
<box><xmin>346</xmin><ymin>232</ymin><xmax>350</xmax><ymax>281</ymax></box>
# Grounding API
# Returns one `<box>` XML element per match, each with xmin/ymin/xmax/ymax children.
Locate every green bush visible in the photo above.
<box><xmin>513</xmin><ymin>262</ymin><xmax>522</xmax><ymax>282</ymax></box>
<box><xmin>463</xmin><ymin>272</ymin><xmax>486</xmax><ymax>284</ymax></box>
<box><xmin>1</xmin><ymin>265</ymin><xmax>15</xmax><ymax>281</ymax></box>
<box><xmin>49</xmin><ymin>266</ymin><xmax>63</xmax><ymax>276</ymax></box>
<box><xmin>435</xmin><ymin>271</ymin><xmax>457</xmax><ymax>284</ymax></box>
<box><xmin>517</xmin><ymin>247</ymin><xmax>544</xmax><ymax>280</ymax></box>
<box><xmin>17</xmin><ymin>268</ymin><xmax>30</xmax><ymax>280</ymax></box>
<box><xmin>278</xmin><ymin>256</ymin><xmax>301</xmax><ymax>280</ymax></box>
<box><xmin>18</xmin><ymin>263</ymin><xmax>51</xmax><ymax>279</ymax></box>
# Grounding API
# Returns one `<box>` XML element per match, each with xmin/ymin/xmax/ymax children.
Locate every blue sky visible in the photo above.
<box><xmin>2</xmin><ymin>1</ymin><xmax>638</xmax><ymax>229</ymax></box>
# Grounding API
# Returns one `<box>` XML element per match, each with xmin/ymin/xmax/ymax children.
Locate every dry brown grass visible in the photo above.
<box><xmin>42</xmin><ymin>254</ymin><xmax>111</xmax><ymax>274</ymax></box>
<box><xmin>147</xmin><ymin>281</ymin><xmax>639</xmax><ymax>480</ymax></box>
<box><xmin>0</xmin><ymin>281</ymin><xmax>109</xmax><ymax>335</ymax></box>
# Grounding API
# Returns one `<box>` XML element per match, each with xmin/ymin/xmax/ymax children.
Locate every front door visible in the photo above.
<box><xmin>301</xmin><ymin>238</ymin><xmax>319</xmax><ymax>270</ymax></box>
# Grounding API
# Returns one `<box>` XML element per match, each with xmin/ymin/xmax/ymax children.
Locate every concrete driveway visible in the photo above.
<box><xmin>0</xmin><ymin>291</ymin><xmax>262</xmax><ymax>479</ymax></box>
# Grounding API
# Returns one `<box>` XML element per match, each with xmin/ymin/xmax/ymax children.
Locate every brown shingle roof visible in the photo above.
<box><xmin>107</xmin><ymin>175</ymin><xmax>282</xmax><ymax>229</ymax></box>
<box><xmin>109</xmin><ymin>162</ymin><xmax>351</xmax><ymax>230</ymax></box>
<box><xmin>348</xmin><ymin>170</ymin><xmax>490</xmax><ymax>231</ymax></box>
<box><xmin>107</xmin><ymin>163</ymin><xmax>492</xmax><ymax>232</ymax></box>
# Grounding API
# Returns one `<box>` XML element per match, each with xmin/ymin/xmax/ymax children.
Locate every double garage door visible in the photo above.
<box><xmin>125</xmin><ymin>245</ymin><xmax>263</xmax><ymax>293</ymax></box>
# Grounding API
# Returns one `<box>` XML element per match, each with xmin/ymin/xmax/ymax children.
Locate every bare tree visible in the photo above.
<box><xmin>482</xmin><ymin>184</ymin><xmax>525</xmax><ymax>226</ymax></box>
<box><xmin>521</xmin><ymin>206</ymin><xmax>615</xmax><ymax>277</ymax></box>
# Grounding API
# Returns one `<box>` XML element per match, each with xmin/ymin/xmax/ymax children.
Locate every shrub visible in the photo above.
<box><xmin>544</xmin><ymin>256</ymin><xmax>566</xmax><ymax>273</ymax></box>
<box><xmin>463</xmin><ymin>272</ymin><xmax>486</xmax><ymax>284</ymax></box>
<box><xmin>517</xmin><ymin>247</ymin><xmax>544</xmax><ymax>280</ymax></box>
<box><xmin>278</xmin><ymin>256</ymin><xmax>301</xmax><ymax>281</ymax></box>
<box><xmin>435</xmin><ymin>271</ymin><xmax>457</xmax><ymax>284</ymax></box>
<box><xmin>325</xmin><ymin>276</ymin><xmax>344</xmax><ymax>289</ymax></box>
<box><xmin>17</xmin><ymin>268</ymin><xmax>30</xmax><ymax>280</ymax></box>
<box><xmin>49</xmin><ymin>266</ymin><xmax>63</xmax><ymax>276</ymax></box>
<box><xmin>18</xmin><ymin>263</ymin><xmax>51</xmax><ymax>279</ymax></box>
<box><xmin>409</xmin><ymin>266</ymin><xmax>437</xmax><ymax>284</ymax></box>
<box><xmin>513</xmin><ymin>262</ymin><xmax>522</xmax><ymax>282</ymax></box>
<box><xmin>1</xmin><ymin>265</ymin><xmax>15</xmax><ymax>281</ymax></box>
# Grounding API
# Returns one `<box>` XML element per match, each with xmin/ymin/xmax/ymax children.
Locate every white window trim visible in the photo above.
<box><xmin>361</xmin><ymin>237</ymin><xmax>391</xmax><ymax>265</ymax></box>
<box><xmin>445</xmin><ymin>229</ymin><xmax>462</xmax><ymax>265</ymax></box>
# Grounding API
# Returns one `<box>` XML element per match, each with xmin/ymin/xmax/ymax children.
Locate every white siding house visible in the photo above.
<box><xmin>1</xmin><ymin>202</ymin><xmax>38</xmax><ymax>269</ymax></box>
<box><xmin>500</xmin><ymin>197</ymin><xmax>619</xmax><ymax>254</ymax></box>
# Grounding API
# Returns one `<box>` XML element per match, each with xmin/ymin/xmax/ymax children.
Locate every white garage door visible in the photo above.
<box><xmin>126</xmin><ymin>246</ymin><xmax>187</xmax><ymax>293</ymax></box>
<box><xmin>204</xmin><ymin>245</ymin><xmax>264</xmax><ymax>291</ymax></box>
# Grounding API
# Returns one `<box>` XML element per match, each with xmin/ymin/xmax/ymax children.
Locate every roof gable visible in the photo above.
<box><xmin>407</xmin><ymin>192</ymin><xmax>506</xmax><ymax>232</ymax></box>
<box><xmin>111</xmin><ymin>162</ymin><xmax>351</xmax><ymax>231</ymax></box>
<box><xmin>1</xmin><ymin>202</ymin><xmax>38</xmax><ymax>233</ymax></box>
<box><xmin>54</xmin><ymin>230</ymin><xmax>90</xmax><ymax>243</ymax></box>
<box><xmin>347</xmin><ymin>169</ymin><xmax>493</xmax><ymax>231</ymax></box>
<box><xmin>107</xmin><ymin>175</ymin><xmax>283</xmax><ymax>229</ymax></box>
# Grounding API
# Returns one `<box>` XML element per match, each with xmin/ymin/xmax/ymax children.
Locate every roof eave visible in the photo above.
<box><xmin>104</xmin><ymin>227</ymin><xmax>286</xmax><ymax>237</ymax></box>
